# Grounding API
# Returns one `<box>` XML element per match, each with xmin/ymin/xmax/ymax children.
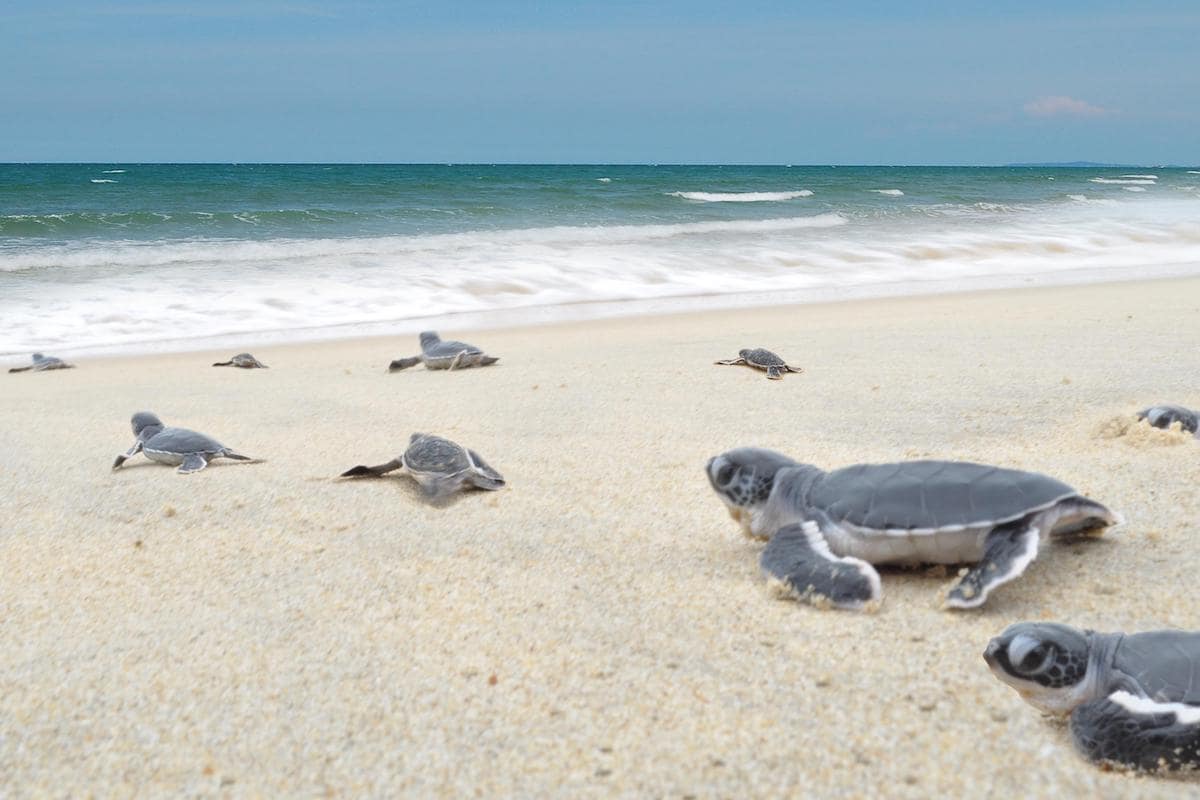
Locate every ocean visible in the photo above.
<box><xmin>2</xmin><ymin>163</ymin><xmax>1199</xmax><ymax>356</ymax></box>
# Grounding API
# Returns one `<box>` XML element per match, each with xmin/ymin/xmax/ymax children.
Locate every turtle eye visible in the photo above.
<box><xmin>1017</xmin><ymin>644</ymin><xmax>1055</xmax><ymax>674</ymax></box>
<box><xmin>716</xmin><ymin>463</ymin><xmax>736</xmax><ymax>486</ymax></box>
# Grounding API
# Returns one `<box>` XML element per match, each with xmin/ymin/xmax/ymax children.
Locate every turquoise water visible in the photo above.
<box><xmin>2</xmin><ymin>164</ymin><xmax>1199</xmax><ymax>354</ymax></box>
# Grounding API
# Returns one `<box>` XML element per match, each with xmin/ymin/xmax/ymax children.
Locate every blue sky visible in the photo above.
<box><xmin>1</xmin><ymin>1</ymin><xmax>1196</xmax><ymax>164</ymax></box>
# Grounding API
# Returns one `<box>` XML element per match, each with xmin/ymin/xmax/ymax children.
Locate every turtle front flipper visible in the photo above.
<box><xmin>8</xmin><ymin>365</ymin><xmax>32</xmax><ymax>373</ymax></box>
<box><xmin>340</xmin><ymin>459</ymin><xmax>403</xmax><ymax>478</ymax></box>
<box><xmin>221</xmin><ymin>449</ymin><xmax>252</xmax><ymax>462</ymax></box>
<box><xmin>177</xmin><ymin>453</ymin><xmax>209</xmax><ymax>474</ymax></box>
<box><xmin>1070</xmin><ymin>692</ymin><xmax>1200</xmax><ymax>771</ymax></box>
<box><xmin>760</xmin><ymin>522</ymin><xmax>882</xmax><ymax>611</ymax></box>
<box><xmin>112</xmin><ymin>441</ymin><xmax>144</xmax><ymax>470</ymax></box>
<box><xmin>714</xmin><ymin>358</ymin><xmax>746</xmax><ymax>366</ymax></box>
<box><xmin>785</xmin><ymin>364</ymin><xmax>803</xmax><ymax>374</ymax></box>
<box><xmin>945</xmin><ymin>520</ymin><xmax>1040</xmax><ymax>610</ymax></box>
<box><xmin>212</xmin><ymin>360</ymin><xmax>234</xmax><ymax>367</ymax></box>
<box><xmin>765</xmin><ymin>366</ymin><xmax>783</xmax><ymax>380</ymax></box>
<box><xmin>479</xmin><ymin>355</ymin><xmax>499</xmax><ymax>367</ymax></box>
<box><xmin>389</xmin><ymin>356</ymin><xmax>422</xmax><ymax>372</ymax></box>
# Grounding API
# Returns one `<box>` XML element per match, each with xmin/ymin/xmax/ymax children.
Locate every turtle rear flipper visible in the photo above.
<box><xmin>177</xmin><ymin>453</ymin><xmax>209</xmax><ymax>474</ymax></box>
<box><xmin>1071</xmin><ymin>692</ymin><xmax>1200</xmax><ymax>771</ymax></box>
<box><xmin>340</xmin><ymin>459</ymin><xmax>403</xmax><ymax>478</ymax></box>
<box><xmin>389</xmin><ymin>357</ymin><xmax>422</xmax><ymax>372</ymax></box>
<box><xmin>766</xmin><ymin>366</ymin><xmax>783</xmax><ymax>380</ymax></box>
<box><xmin>761</xmin><ymin>522</ymin><xmax>882</xmax><ymax>611</ymax></box>
<box><xmin>479</xmin><ymin>355</ymin><xmax>500</xmax><ymax>367</ymax></box>
<box><xmin>945</xmin><ymin>519</ymin><xmax>1040</xmax><ymax>610</ymax></box>
<box><xmin>414</xmin><ymin>471</ymin><xmax>469</xmax><ymax>498</ymax></box>
<box><xmin>785</xmin><ymin>364</ymin><xmax>803</xmax><ymax>374</ymax></box>
<box><xmin>222</xmin><ymin>450</ymin><xmax>252</xmax><ymax>462</ymax></box>
<box><xmin>466</xmin><ymin>449</ymin><xmax>505</xmax><ymax>490</ymax></box>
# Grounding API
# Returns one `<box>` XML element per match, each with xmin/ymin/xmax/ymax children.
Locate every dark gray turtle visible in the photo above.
<box><xmin>340</xmin><ymin>432</ymin><xmax>505</xmax><ymax>497</ymax></box>
<box><xmin>389</xmin><ymin>331</ymin><xmax>499</xmax><ymax>372</ymax></box>
<box><xmin>213</xmin><ymin>352</ymin><xmax>268</xmax><ymax>369</ymax></box>
<box><xmin>715</xmin><ymin>348</ymin><xmax>802</xmax><ymax>380</ymax></box>
<box><xmin>706</xmin><ymin>448</ymin><xmax>1119</xmax><ymax>610</ymax></box>
<box><xmin>8</xmin><ymin>352</ymin><xmax>74</xmax><ymax>373</ymax></box>
<box><xmin>1138</xmin><ymin>404</ymin><xmax>1198</xmax><ymax>437</ymax></box>
<box><xmin>112</xmin><ymin>411</ymin><xmax>253</xmax><ymax>474</ymax></box>
<box><xmin>986</xmin><ymin>622</ymin><xmax>1200</xmax><ymax>771</ymax></box>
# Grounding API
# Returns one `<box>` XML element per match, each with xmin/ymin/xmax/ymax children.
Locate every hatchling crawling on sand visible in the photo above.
<box><xmin>706</xmin><ymin>448</ymin><xmax>1119</xmax><ymax>610</ymax></box>
<box><xmin>212</xmin><ymin>352</ymin><xmax>268</xmax><ymax>369</ymax></box>
<box><xmin>714</xmin><ymin>348</ymin><xmax>802</xmax><ymax>380</ymax></box>
<box><xmin>1138</xmin><ymin>404</ymin><xmax>1199</xmax><ymax>437</ymax></box>
<box><xmin>112</xmin><ymin>412</ymin><xmax>253</xmax><ymax>474</ymax></box>
<box><xmin>986</xmin><ymin>622</ymin><xmax>1200</xmax><ymax>771</ymax></box>
<box><xmin>8</xmin><ymin>353</ymin><xmax>74</xmax><ymax>373</ymax></box>
<box><xmin>389</xmin><ymin>331</ymin><xmax>499</xmax><ymax>372</ymax></box>
<box><xmin>340</xmin><ymin>433</ymin><xmax>505</xmax><ymax>498</ymax></box>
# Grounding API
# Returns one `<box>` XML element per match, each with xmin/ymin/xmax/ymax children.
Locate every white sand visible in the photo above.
<box><xmin>2</xmin><ymin>277</ymin><xmax>1199</xmax><ymax>796</ymax></box>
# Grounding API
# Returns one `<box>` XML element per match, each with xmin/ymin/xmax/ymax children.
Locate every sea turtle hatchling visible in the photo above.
<box><xmin>340</xmin><ymin>432</ymin><xmax>505</xmax><ymax>498</ymax></box>
<box><xmin>8</xmin><ymin>353</ymin><xmax>75</xmax><ymax>373</ymax></box>
<box><xmin>706</xmin><ymin>448</ymin><xmax>1119</xmax><ymax>610</ymax></box>
<box><xmin>714</xmin><ymin>348</ymin><xmax>802</xmax><ymax>380</ymax></box>
<box><xmin>1137</xmin><ymin>404</ymin><xmax>1199</xmax><ymax>437</ymax></box>
<box><xmin>389</xmin><ymin>331</ymin><xmax>500</xmax><ymax>372</ymax></box>
<box><xmin>986</xmin><ymin>622</ymin><xmax>1200</xmax><ymax>771</ymax></box>
<box><xmin>212</xmin><ymin>352</ymin><xmax>269</xmax><ymax>369</ymax></box>
<box><xmin>112</xmin><ymin>412</ymin><xmax>253</xmax><ymax>474</ymax></box>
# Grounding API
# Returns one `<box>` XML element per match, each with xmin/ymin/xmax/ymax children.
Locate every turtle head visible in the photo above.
<box><xmin>419</xmin><ymin>331</ymin><xmax>441</xmax><ymax>349</ymax></box>
<box><xmin>130</xmin><ymin>411</ymin><xmax>165</xmax><ymax>439</ymax></box>
<box><xmin>984</xmin><ymin>622</ymin><xmax>1096</xmax><ymax>715</ymax></box>
<box><xmin>706</xmin><ymin>448</ymin><xmax>801</xmax><ymax>534</ymax></box>
<box><xmin>32</xmin><ymin>352</ymin><xmax>45</xmax><ymax>361</ymax></box>
<box><xmin>737</xmin><ymin>349</ymin><xmax>753</xmax><ymax>359</ymax></box>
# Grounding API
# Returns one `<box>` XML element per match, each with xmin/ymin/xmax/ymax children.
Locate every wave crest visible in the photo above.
<box><xmin>669</xmin><ymin>190</ymin><xmax>813</xmax><ymax>202</ymax></box>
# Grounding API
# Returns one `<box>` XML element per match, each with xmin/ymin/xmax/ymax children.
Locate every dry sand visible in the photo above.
<box><xmin>2</xmin><ymin>277</ymin><xmax>1200</xmax><ymax>797</ymax></box>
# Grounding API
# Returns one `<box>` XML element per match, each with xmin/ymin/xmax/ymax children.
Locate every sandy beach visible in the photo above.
<box><xmin>3</xmin><ymin>276</ymin><xmax>1200</xmax><ymax>797</ymax></box>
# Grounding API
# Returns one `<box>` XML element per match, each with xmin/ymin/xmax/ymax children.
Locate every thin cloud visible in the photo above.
<box><xmin>1024</xmin><ymin>95</ymin><xmax>1111</xmax><ymax>117</ymax></box>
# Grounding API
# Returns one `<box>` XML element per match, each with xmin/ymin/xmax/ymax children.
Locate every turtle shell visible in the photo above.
<box><xmin>404</xmin><ymin>434</ymin><xmax>470</xmax><ymax>476</ymax></box>
<box><xmin>424</xmin><ymin>339</ymin><xmax>483</xmax><ymax>359</ymax></box>
<box><xmin>742</xmin><ymin>348</ymin><xmax>785</xmax><ymax>367</ymax></box>
<box><xmin>144</xmin><ymin>427</ymin><xmax>228</xmax><ymax>456</ymax></box>
<box><xmin>1112</xmin><ymin>631</ymin><xmax>1200</xmax><ymax>705</ymax></box>
<box><xmin>807</xmin><ymin>460</ymin><xmax>1079</xmax><ymax>532</ymax></box>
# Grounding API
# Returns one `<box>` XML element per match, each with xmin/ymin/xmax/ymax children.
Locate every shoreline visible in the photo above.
<box><xmin>7</xmin><ymin>260</ymin><xmax>1200</xmax><ymax>361</ymax></box>
<box><xmin>3</xmin><ymin>276</ymin><xmax>1199</xmax><ymax>796</ymax></box>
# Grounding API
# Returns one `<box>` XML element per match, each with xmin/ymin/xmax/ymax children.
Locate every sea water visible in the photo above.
<box><xmin>2</xmin><ymin>164</ymin><xmax>1198</xmax><ymax>355</ymax></box>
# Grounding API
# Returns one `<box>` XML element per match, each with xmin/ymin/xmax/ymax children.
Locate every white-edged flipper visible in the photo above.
<box><xmin>1071</xmin><ymin>691</ymin><xmax>1200</xmax><ymax>771</ymax></box>
<box><xmin>714</xmin><ymin>358</ymin><xmax>747</xmax><ymax>366</ymax></box>
<box><xmin>177</xmin><ymin>453</ymin><xmax>209</xmax><ymax>474</ymax></box>
<box><xmin>766</xmin><ymin>365</ymin><xmax>782</xmax><ymax>380</ymax></box>
<box><xmin>112</xmin><ymin>441</ymin><xmax>144</xmax><ymax>470</ymax></box>
<box><xmin>945</xmin><ymin>520</ymin><xmax>1039</xmax><ymax>609</ymax></box>
<box><xmin>340</xmin><ymin>458</ymin><xmax>403</xmax><ymax>478</ymax></box>
<box><xmin>760</xmin><ymin>522</ymin><xmax>882</xmax><ymax>611</ymax></box>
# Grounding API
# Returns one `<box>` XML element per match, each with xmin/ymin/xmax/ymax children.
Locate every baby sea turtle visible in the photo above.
<box><xmin>112</xmin><ymin>411</ymin><xmax>253</xmax><ymax>474</ymax></box>
<box><xmin>1138</xmin><ymin>404</ymin><xmax>1198</xmax><ymax>436</ymax></box>
<box><xmin>8</xmin><ymin>353</ymin><xmax>74</xmax><ymax>373</ymax></box>
<box><xmin>986</xmin><ymin>622</ymin><xmax>1200</xmax><ymax>771</ymax></box>
<box><xmin>389</xmin><ymin>331</ymin><xmax>499</xmax><ymax>372</ymax></box>
<box><xmin>213</xmin><ymin>352</ymin><xmax>269</xmax><ymax>369</ymax></box>
<box><xmin>706</xmin><ymin>448</ymin><xmax>1119</xmax><ymax>610</ymax></box>
<box><xmin>715</xmin><ymin>348</ymin><xmax>802</xmax><ymax>380</ymax></box>
<box><xmin>340</xmin><ymin>432</ymin><xmax>505</xmax><ymax>497</ymax></box>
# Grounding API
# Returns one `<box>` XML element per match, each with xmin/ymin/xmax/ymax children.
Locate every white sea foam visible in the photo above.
<box><xmin>1120</xmin><ymin>175</ymin><xmax>1158</xmax><ymax>179</ymax></box>
<box><xmin>101</xmin><ymin>169</ymin><xmax>127</xmax><ymax>174</ymax></box>
<box><xmin>669</xmin><ymin>190</ymin><xmax>813</xmax><ymax>202</ymax></box>
<box><xmin>871</xmin><ymin>189</ymin><xmax>904</xmax><ymax>196</ymax></box>
<box><xmin>1068</xmin><ymin>194</ymin><xmax>1118</xmax><ymax>206</ymax></box>
<box><xmin>596</xmin><ymin>177</ymin><xmax>612</xmax><ymax>183</ymax></box>
<box><xmin>4</xmin><ymin>200</ymin><xmax>1200</xmax><ymax>356</ymax></box>
<box><xmin>90</xmin><ymin>179</ymin><xmax>117</xmax><ymax>184</ymax></box>
<box><xmin>1189</xmin><ymin>171</ymin><xmax>1200</xmax><ymax>175</ymax></box>
<box><xmin>1090</xmin><ymin>178</ymin><xmax>1155</xmax><ymax>185</ymax></box>
<box><xmin>1123</xmin><ymin>186</ymin><xmax>1147</xmax><ymax>192</ymax></box>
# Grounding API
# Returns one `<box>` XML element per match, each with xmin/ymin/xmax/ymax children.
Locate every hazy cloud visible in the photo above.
<box><xmin>1024</xmin><ymin>95</ymin><xmax>1110</xmax><ymax>117</ymax></box>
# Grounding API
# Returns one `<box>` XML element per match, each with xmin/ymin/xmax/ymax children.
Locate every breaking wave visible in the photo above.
<box><xmin>669</xmin><ymin>190</ymin><xmax>813</xmax><ymax>202</ymax></box>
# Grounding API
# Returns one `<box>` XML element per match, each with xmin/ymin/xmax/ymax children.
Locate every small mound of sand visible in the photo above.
<box><xmin>1093</xmin><ymin>415</ymin><xmax>1193</xmax><ymax>447</ymax></box>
